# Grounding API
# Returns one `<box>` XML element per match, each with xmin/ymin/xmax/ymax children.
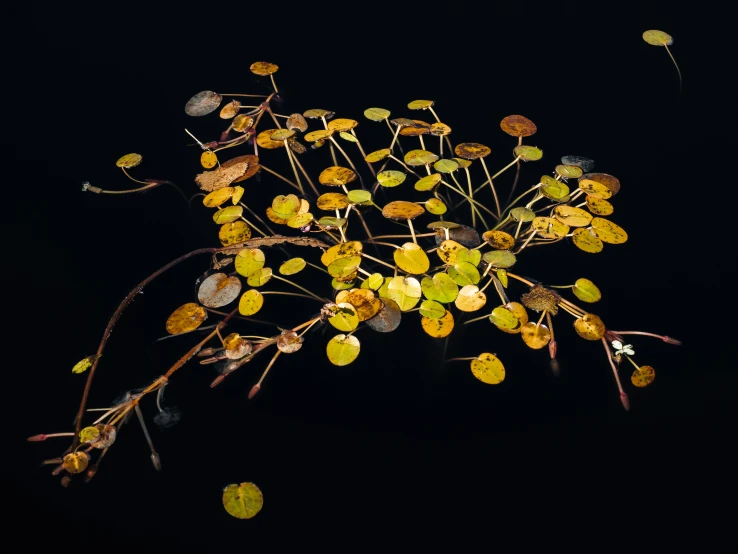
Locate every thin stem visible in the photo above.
<box><xmin>478</xmin><ymin>157</ymin><xmax>502</xmax><ymax>217</ymax></box>
<box><xmin>407</xmin><ymin>219</ymin><xmax>417</xmax><ymax>244</ymax></box>
<box><xmin>260</xmin><ymin>164</ymin><xmax>302</xmax><ymax>192</ymax></box>
<box><xmin>271</xmin><ymin>274</ymin><xmax>330</xmax><ymax>302</ymax></box>
<box><xmin>368</xmin><ymin>233</ymin><xmax>435</xmax><ymax>241</ymax></box>
<box><xmin>239</xmin><ymin>202</ymin><xmax>275</xmax><ymax>236</ymax></box>
<box><xmin>329</xmin><ymin>136</ymin><xmax>364</xmax><ymax>187</ymax></box>
<box><xmin>463</xmin><ymin>313</ymin><xmax>490</xmax><ymax>325</ymax></box>
<box><xmin>361</xmin><ymin>252</ymin><xmax>396</xmax><ymax>271</ymax></box>
<box><xmin>261</xmin><ymin>291</ymin><xmax>324</xmax><ymax>302</ymax></box>
<box><xmin>221</xmin><ymin>93</ymin><xmax>269</xmax><ymax>98</ymax></box>
<box><xmin>602</xmin><ymin>337</ymin><xmax>629</xmax><ymax>411</ymax></box>
<box><xmin>134</xmin><ymin>404</ymin><xmax>161</xmax><ymax>471</ymax></box>
<box><xmin>289</xmin><ymin>152</ymin><xmax>320</xmax><ymax>198</ymax></box>
<box><xmin>663</xmin><ymin>45</ymin><xmax>683</xmax><ymax>93</ymax></box>
<box><xmin>283</xmin><ymin>142</ymin><xmax>305</xmax><ymax>194</ymax></box>
<box><xmin>608</xmin><ymin>331</ymin><xmax>682</xmax><ymax>345</ymax></box>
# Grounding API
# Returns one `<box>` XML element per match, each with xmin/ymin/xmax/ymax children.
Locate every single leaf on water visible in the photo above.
<box><xmin>586</xmin><ymin>196</ymin><xmax>614</xmax><ymax>216</ymax></box>
<box><xmin>201</xmin><ymin>150</ymin><xmax>218</xmax><ymax>169</ymax></box>
<box><xmin>437</xmin><ymin>240</ymin><xmax>465</xmax><ymax>265</ymax></box>
<box><xmin>500</xmin><ymin>115</ymin><xmax>537</xmax><ymax>137</ymax></box>
<box><xmin>72</xmin><ymin>354</ymin><xmax>100</xmax><ymax>374</ymax></box>
<box><xmin>426</xmin><ymin>198</ymin><xmax>447</xmax><ymax>215</ymax></box>
<box><xmin>213</xmin><ymin>205</ymin><xmax>243</xmax><ymax>224</ymax></box>
<box><xmin>348</xmin><ymin>189</ymin><xmax>372</xmax><ymax>205</ymax></box>
<box><xmin>513</xmin><ymin>145</ymin><xmax>543</xmax><ymax>161</ymax></box>
<box><xmin>382</xmin><ymin>201</ymin><xmax>425</xmax><ymax>221</ymax></box>
<box><xmin>642</xmin><ymin>30</ymin><xmax>673</xmax><ymax>46</ymax></box>
<box><xmin>250</xmin><ymin>61</ymin><xmax>279</xmax><ymax>75</ymax></box>
<box><xmin>235</xmin><ymin>248</ymin><xmax>265</xmax><ymax>277</ymax></box>
<box><xmin>421</xmin><ymin>309</ymin><xmax>454</xmax><ymax>338</ymax></box>
<box><xmin>482</xmin><ymin>250</ymin><xmax>517</xmax><ymax>269</ymax></box>
<box><xmin>457</xmin><ymin>248</ymin><xmax>481</xmax><ymax>267</ymax></box>
<box><xmin>419</xmin><ymin>299</ymin><xmax>446</xmax><ymax>319</ymax></box>
<box><xmin>470</xmin><ymin>353</ymin><xmax>506</xmax><ymax>384</ymax></box>
<box><xmin>415</xmin><ymin>173</ymin><xmax>442</xmax><ymax>191</ymax></box>
<box><xmin>79</xmin><ymin>426</ymin><xmax>100</xmax><ymax>444</ymax></box>
<box><xmin>555</xmin><ymin>164</ymin><xmax>583</xmax><ymax>179</ymax></box>
<box><xmin>408</xmin><ymin>99</ymin><xmax>434</xmax><ymax>110</ymax></box>
<box><xmin>631</xmin><ymin>365</ymin><xmax>656</xmax><ymax>387</ymax></box>
<box><xmin>319</xmin><ymin>166</ymin><xmax>357</xmax><ymax>186</ymax></box>
<box><xmin>394</xmin><ymin>242</ymin><xmax>430</xmax><ymax>275</ymax></box>
<box><xmin>510</xmin><ymin>206</ymin><xmax>535</xmax><ymax>222</ymax></box>
<box><xmin>328</xmin><ymin>303</ymin><xmax>360</xmax><ymax>332</ymax></box>
<box><xmin>571</xmin><ymin>227</ymin><xmax>604</xmax><ymax>253</ymax></box>
<box><xmin>377</xmin><ymin>170</ymin><xmax>406</xmax><ymax>188</ymax></box>
<box><xmin>327</xmin><ymin>334</ymin><xmax>361</xmax><ymax>365</ymax></box>
<box><xmin>455</xmin><ymin>285</ymin><xmax>486</xmax><ymax>312</ymax></box>
<box><xmin>433</xmin><ymin>159</ymin><xmax>459</xmax><ymax>174</ymax></box>
<box><xmin>239</xmin><ymin>289</ymin><xmax>264</xmax><ymax>316</ymax></box>
<box><xmin>279</xmin><ymin>258</ymin><xmax>306</xmax><ymax>276</ymax></box>
<box><xmin>198</xmin><ymin>273</ymin><xmax>242</xmax><ymax>308</ymax></box>
<box><xmin>404</xmin><ymin>149</ymin><xmax>439</xmax><ymax>166</ymax></box>
<box><xmin>116</xmin><ymin>153</ymin><xmax>142</xmax><ymax>168</ymax></box>
<box><xmin>317</xmin><ymin>192</ymin><xmax>348</xmax><ymax>211</ymax></box>
<box><xmin>387</xmin><ymin>276</ymin><xmax>422</xmax><ymax>311</ymax></box>
<box><xmin>166</xmin><ymin>303</ymin><xmax>207</xmax><ymax>335</ymax></box>
<box><xmin>590</xmin><ymin>217</ymin><xmax>628</xmax><ymax>244</ymax></box>
<box><xmin>449</xmin><ymin>261</ymin><xmax>480</xmax><ymax>286</ymax></box>
<box><xmin>204</xmin><ymin>187</ymin><xmax>235</xmax><ymax>208</ymax></box>
<box><xmin>553</xmin><ymin>205</ymin><xmax>593</xmax><ymax>227</ymax></box>
<box><xmin>532</xmin><ymin>216</ymin><xmax>569</xmax><ymax>239</ymax></box>
<box><xmin>483</xmin><ymin>230</ymin><xmax>515</xmax><ymax>250</ymax></box>
<box><xmin>573</xmin><ymin>313</ymin><xmax>606</xmax><ymax>340</ymax></box>
<box><xmin>63</xmin><ymin>452</ymin><xmax>90</xmax><ymax>474</ymax></box>
<box><xmin>364</xmin><ymin>107</ymin><xmax>391</xmax><ymax>121</ymax></box>
<box><xmin>421</xmin><ymin>273</ymin><xmax>459</xmax><ymax>303</ymax></box>
<box><xmin>327</xmin><ymin>118</ymin><xmax>358</xmax><ymax>132</ymax></box>
<box><xmin>573</xmin><ymin>278</ymin><xmax>601</xmax><ymax>303</ymax></box>
<box><xmin>520</xmin><ymin>322</ymin><xmax>551</xmax><ymax>349</ymax></box>
<box><xmin>246</xmin><ymin>267</ymin><xmax>273</xmax><ymax>287</ymax></box>
<box><xmin>222</xmin><ymin>482</ymin><xmax>263</xmax><ymax>519</ymax></box>
<box><xmin>489</xmin><ymin>306</ymin><xmax>520</xmax><ymax>331</ymax></box>
<box><xmin>184</xmin><ymin>90</ymin><xmax>222</xmax><ymax>117</ymax></box>
<box><xmin>454</xmin><ymin>143</ymin><xmax>491</xmax><ymax>160</ymax></box>
<box><xmin>321</xmin><ymin>241</ymin><xmax>363</xmax><ymax>266</ymax></box>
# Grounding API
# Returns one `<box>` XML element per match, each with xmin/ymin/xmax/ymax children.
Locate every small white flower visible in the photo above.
<box><xmin>611</xmin><ymin>340</ymin><xmax>635</xmax><ymax>356</ymax></box>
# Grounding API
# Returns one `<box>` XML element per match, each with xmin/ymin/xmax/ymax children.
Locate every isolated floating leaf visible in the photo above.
<box><xmin>482</xmin><ymin>230</ymin><xmax>515</xmax><ymax>250</ymax></box>
<box><xmin>555</xmin><ymin>164</ymin><xmax>583</xmax><ymax>179</ymax></box>
<box><xmin>364</xmin><ymin>107</ymin><xmax>391</xmax><ymax>121</ymax></box>
<box><xmin>239</xmin><ymin>289</ymin><xmax>264</xmax><ymax>316</ymax></box>
<box><xmin>304</xmin><ymin>129</ymin><xmax>334</xmax><ymax>142</ymax></box>
<box><xmin>184</xmin><ymin>90</ymin><xmax>222</xmax><ymax>116</ymax></box>
<box><xmin>591</xmin><ymin>217</ymin><xmax>628</xmax><ymax>244</ymax></box>
<box><xmin>377</xmin><ymin>170</ymin><xmax>406</xmax><ymax>188</ymax></box>
<box><xmin>482</xmin><ymin>250</ymin><xmax>517</xmax><ymax>269</ymax></box>
<box><xmin>642</xmin><ymin>30</ymin><xmax>673</xmax><ymax>46</ymax></box>
<box><xmin>421</xmin><ymin>273</ymin><xmax>459</xmax><ymax>303</ymax></box>
<box><xmin>573</xmin><ymin>313</ymin><xmax>606</xmax><ymax>340</ymax></box>
<box><xmin>327</xmin><ymin>334</ymin><xmax>361</xmax><ymax>365</ymax></box>
<box><xmin>204</xmin><ymin>187</ymin><xmax>235</xmax><ymax>208</ymax></box>
<box><xmin>394</xmin><ymin>242</ymin><xmax>430</xmax><ymax>275</ymax></box>
<box><xmin>426</xmin><ymin>198</ymin><xmax>447</xmax><ymax>215</ymax></box>
<box><xmin>454</xmin><ymin>143</ymin><xmax>491</xmax><ymax>160</ymax></box>
<box><xmin>419</xmin><ymin>299</ymin><xmax>446</xmax><ymax>319</ymax></box>
<box><xmin>223</xmin><ymin>482</ymin><xmax>263</xmax><ymax>519</ymax></box>
<box><xmin>510</xmin><ymin>206</ymin><xmax>536</xmax><ymax>222</ymax></box>
<box><xmin>79</xmin><ymin>426</ymin><xmax>100</xmax><ymax>444</ymax></box>
<box><xmin>404</xmin><ymin>149</ymin><xmax>439</xmax><ymax>166</ymax></box>
<box><xmin>514</xmin><ymin>145</ymin><xmax>543</xmax><ymax>161</ymax></box>
<box><xmin>433</xmin><ymin>159</ymin><xmax>459</xmax><ymax>173</ymax></box>
<box><xmin>72</xmin><ymin>354</ymin><xmax>99</xmax><ymax>374</ymax></box>
<box><xmin>250</xmin><ymin>61</ymin><xmax>279</xmax><ymax>75</ymax></box>
<box><xmin>279</xmin><ymin>258</ymin><xmax>306</xmax><ymax>275</ymax></box>
<box><xmin>166</xmin><ymin>303</ymin><xmax>207</xmax><ymax>335</ymax></box>
<box><xmin>247</xmin><ymin>267</ymin><xmax>272</xmax><ymax>287</ymax></box>
<box><xmin>520</xmin><ymin>322</ymin><xmax>551</xmax><ymax>349</ymax></box>
<box><xmin>201</xmin><ymin>150</ymin><xmax>218</xmax><ymax>169</ymax></box>
<box><xmin>573</xmin><ymin>278</ymin><xmax>601</xmax><ymax>303</ymax></box>
<box><xmin>500</xmin><ymin>115</ymin><xmax>537</xmax><ymax>137</ymax></box>
<box><xmin>198</xmin><ymin>273</ymin><xmax>242</xmax><ymax>308</ymax></box>
<box><xmin>455</xmin><ymin>285</ymin><xmax>486</xmax><ymax>312</ymax></box>
<box><xmin>321</xmin><ymin>241</ymin><xmax>363</xmax><ymax>266</ymax></box>
<box><xmin>415</xmin><ymin>173</ymin><xmax>442</xmax><ymax>191</ymax></box>
<box><xmin>408</xmin><ymin>99</ymin><xmax>434</xmax><ymax>110</ymax></box>
<box><xmin>116</xmin><ymin>153</ymin><xmax>142</xmax><ymax>168</ymax></box>
<box><xmin>328</xmin><ymin>303</ymin><xmax>360</xmax><ymax>332</ymax></box>
<box><xmin>365</xmin><ymin>148</ymin><xmax>391</xmax><ymax>163</ymax></box>
<box><xmin>382</xmin><ymin>201</ymin><xmax>425</xmax><ymax>220</ymax></box>
<box><xmin>317</xmin><ymin>192</ymin><xmax>348</xmax><ymax>211</ymax></box>
<box><xmin>631</xmin><ymin>365</ymin><xmax>656</xmax><ymax>387</ymax></box>
<box><xmin>235</xmin><ymin>248</ymin><xmax>265</xmax><ymax>277</ymax></box>
<box><xmin>319</xmin><ymin>166</ymin><xmax>356</xmax><ymax>186</ymax></box>
<box><xmin>195</xmin><ymin>162</ymin><xmax>248</xmax><ymax>192</ymax></box>
<box><xmin>213</xmin><ymin>205</ymin><xmax>243</xmax><ymax>224</ymax></box>
<box><xmin>303</xmin><ymin>108</ymin><xmax>335</xmax><ymax>120</ymax></box>
<box><xmin>231</xmin><ymin>114</ymin><xmax>255</xmax><ymax>132</ymax></box>
<box><xmin>532</xmin><ymin>216</ymin><xmax>569</xmax><ymax>239</ymax></box>
<box><xmin>554</xmin><ymin>205</ymin><xmax>593</xmax><ymax>227</ymax></box>
<box><xmin>348</xmin><ymin>189</ymin><xmax>372</xmax><ymax>205</ymax></box>
<box><xmin>571</xmin><ymin>227</ymin><xmax>604</xmax><ymax>253</ymax></box>
<box><xmin>471</xmin><ymin>353</ymin><xmax>506</xmax><ymax>384</ymax></box>
<box><xmin>63</xmin><ymin>452</ymin><xmax>90</xmax><ymax>474</ymax></box>
<box><xmin>421</xmin><ymin>309</ymin><xmax>454</xmax><ymax>338</ymax></box>
<box><xmin>586</xmin><ymin>196</ymin><xmax>614</xmax><ymax>216</ymax></box>
<box><xmin>540</xmin><ymin>175</ymin><xmax>570</xmax><ymax>200</ymax></box>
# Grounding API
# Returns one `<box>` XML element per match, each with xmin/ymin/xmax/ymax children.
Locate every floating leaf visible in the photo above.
<box><xmin>382</xmin><ymin>201</ymin><xmax>425</xmax><ymax>221</ymax></box>
<box><xmin>404</xmin><ymin>149</ymin><xmax>439</xmax><ymax>166</ymax></box>
<box><xmin>579</xmin><ymin>173</ymin><xmax>620</xmax><ymax>196</ymax></box>
<box><xmin>586</xmin><ymin>196</ymin><xmax>614</xmax><ymax>216</ymax></box>
<box><xmin>455</xmin><ymin>285</ymin><xmax>486</xmax><ymax>312</ymax></box>
<box><xmin>337</xmin><ymin>289</ymin><xmax>382</xmax><ymax>321</ymax></box>
<box><xmin>239</xmin><ymin>289</ymin><xmax>264</xmax><ymax>316</ymax></box>
<box><xmin>246</xmin><ymin>267</ymin><xmax>273</xmax><ymax>287</ymax></box>
<box><xmin>327</xmin><ymin>334</ymin><xmax>361</xmax><ymax>365</ymax></box>
<box><xmin>304</xmin><ymin>129</ymin><xmax>334</xmax><ymax>142</ymax></box>
<box><xmin>79</xmin><ymin>426</ymin><xmax>100</xmax><ymax>444</ymax></box>
<box><xmin>231</xmin><ymin>114</ymin><xmax>255</xmax><ymax>133</ymax></box>
<box><xmin>555</xmin><ymin>164</ymin><xmax>583</xmax><ymax>179</ymax></box>
<box><xmin>631</xmin><ymin>365</ymin><xmax>656</xmax><ymax>387</ymax></box>
<box><xmin>433</xmin><ymin>159</ymin><xmax>459</xmax><ymax>173</ymax></box>
<box><xmin>500</xmin><ymin>115</ymin><xmax>537</xmax><ymax>137</ymax></box>
<box><xmin>270</xmin><ymin>129</ymin><xmax>295</xmax><ymax>141</ymax></box>
<box><xmin>377</xmin><ymin>170</ymin><xmax>406</xmax><ymax>188</ymax></box>
<box><xmin>327</xmin><ymin>255</ymin><xmax>361</xmax><ymax>279</ymax></box>
<box><xmin>304</xmin><ymin>109</ymin><xmax>335</xmax><ymax>120</ymax></box>
<box><xmin>72</xmin><ymin>354</ymin><xmax>99</xmax><ymax>374</ymax></box>
<box><xmin>277</xmin><ymin>330</ymin><xmax>303</xmax><ymax>353</ymax></box>
<box><xmin>415</xmin><ymin>173</ymin><xmax>442</xmax><ymax>191</ymax></box>
<box><xmin>437</xmin><ymin>240</ymin><xmax>465</xmax><ymax>265</ymax></box>
<box><xmin>532</xmin><ymin>216</ymin><xmax>569</xmax><ymax>239</ymax></box>
<box><xmin>408</xmin><ymin>99</ymin><xmax>434</xmax><ymax>110</ymax></box>
<box><xmin>430</xmin><ymin>122</ymin><xmax>451</xmax><ymax>136</ymax></box>
<box><xmin>361</xmin><ymin>273</ymin><xmax>384</xmax><ymax>291</ymax></box>
<box><xmin>321</xmin><ymin>241</ymin><xmax>363</xmax><ymax>266</ymax></box>
<box><xmin>454</xmin><ymin>143</ymin><xmax>490</xmax><ymax>160</ymax></box>
<box><xmin>198</xmin><ymin>273</ymin><xmax>242</xmax><ymax>308</ymax></box>
<box><xmin>201</xmin><ymin>150</ymin><xmax>218</xmax><ymax>169</ymax></box>
<box><xmin>222</xmin><ymin>482</ymin><xmax>263</xmax><ymax>519</ymax></box>
<box><xmin>317</xmin><ymin>192</ymin><xmax>348</xmax><ymax>211</ymax></box>
<box><xmin>482</xmin><ymin>250</ymin><xmax>517</xmax><ymax>269</ymax></box>
<box><xmin>387</xmin><ymin>276</ymin><xmax>422</xmax><ymax>311</ymax></box>
<box><xmin>348</xmin><ymin>189</ymin><xmax>372</xmax><ymax>205</ymax></box>
<box><xmin>364</xmin><ymin>107</ymin><xmax>391</xmax><ymax>121</ymax></box>
<box><xmin>421</xmin><ymin>273</ymin><xmax>458</xmax><ymax>303</ymax></box>
<box><xmin>195</xmin><ymin>162</ymin><xmax>248</xmax><ymax>192</ymax></box>
<box><xmin>419</xmin><ymin>299</ymin><xmax>446</xmax><ymax>319</ymax></box>
<box><xmin>328</xmin><ymin>303</ymin><xmax>360</xmax><ymax>332</ymax></box>
<box><xmin>287</xmin><ymin>213</ymin><xmax>313</xmax><ymax>228</ymax></box>
<box><xmin>573</xmin><ymin>313</ymin><xmax>606</xmax><ymax>341</ymax></box>
<box><xmin>365</xmin><ymin>298</ymin><xmax>401</xmax><ymax>332</ymax></box>
<box><xmin>256</xmin><ymin>129</ymin><xmax>284</xmax><ymax>149</ymax></box>
<box><xmin>452</xmin><ymin>157</ymin><xmax>472</xmax><ymax>169</ymax></box>
<box><xmin>448</xmin><ymin>261</ymin><xmax>480</xmax><ymax>286</ymax></box>
<box><xmin>365</xmin><ymin>148</ymin><xmax>391</xmax><ymax>163</ymax></box>
<box><xmin>590</xmin><ymin>217</ymin><xmax>628</xmax><ymax>244</ymax></box>
<box><xmin>235</xmin><ymin>248</ymin><xmax>265</xmax><ymax>277</ymax></box>
<box><xmin>219</xmin><ymin>100</ymin><xmax>241</xmax><ymax>119</ymax></box>
<box><xmin>116</xmin><ymin>153</ymin><xmax>142</xmax><ymax>168</ymax></box>
<box><xmin>63</xmin><ymin>452</ymin><xmax>90</xmax><ymax>474</ymax></box>
<box><xmin>490</xmin><ymin>305</ymin><xmax>521</xmax><ymax>331</ymax></box>
<box><xmin>319</xmin><ymin>166</ymin><xmax>356</xmax><ymax>186</ymax></box>
<box><xmin>554</xmin><ymin>205</ymin><xmax>592</xmax><ymax>227</ymax></box>
<box><xmin>250</xmin><ymin>61</ymin><xmax>279</xmax><ymax>75</ymax></box>
<box><xmin>184</xmin><ymin>90</ymin><xmax>222</xmax><ymax>116</ymax></box>
<box><xmin>421</xmin><ymin>309</ymin><xmax>454</xmax><ymax>338</ymax></box>
<box><xmin>203</xmin><ymin>187</ymin><xmax>235</xmax><ymax>208</ymax></box>
<box><xmin>271</xmin><ymin>194</ymin><xmax>301</xmax><ymax>219</ymax></box>
<box><xmin>426</xmin><ymin>198</ymin><xmax>447</xmax><ymax>215</ymax></box>
<box><xmin>279</xmin><ymin>258</ymin><xmax>306</xmax><ymax>275</ymax></box>
<box><xmin>520</xmin><ymin>322</ymin><xmax>551</xmax><ymax>349</ymax></box>
<box><xmin>642</xmin><ymin>30</ymin><xmax>673</xmax><ymax>46</ymax></box>
<box><xmin>394</xmin><ymin>242</ymin><xmax>430</xmax><ymax>275</ymax></box>
<box><xmin>327</xmin><ymin>118</ymin><xmax>358</xmax><ymax>132</ymax></box>
<box><xmin>166</xmin><ymin>303</ymin><xmax>207</xmax><ymax>335</ymax></box>
<box><xmin>571</xmin><ymin>228</ymin><xmax>604</xmax><ymax>253</ymax></box>
<box><xmin>457</xmin><ymin>248</ymin><xmax>481</xmax><ymax>267</ymax></box>
<box><xmin>510</xmin><ymin>206</ymin><xmax>536</xmax><ymax>222</ymax></box>
<box><xmin>213</xmin><ymin>205</ymin><xmax>243</xmax><ymax>224</ymax></box>
<box><xmin>399</xmin><ymin>120</ymin><xmax>431</xmax><ymax>136</ymax></box>
<box><xmin>339</xmin><ymin>131</ymin><xmax>358</xmax><ymax>142</ymax></box>
<box><xmin>540</xmin><ymin>175</ymin><xmax>570</xmax><ymax>200</ymax></box>
<box><xmin>573</xmin><ymin>278</ymin><xmax>601</xmax><ymax>303</ymax></box>
<box><xmin>471</xmin><ymin>353</ymin><xmax>506</xmax><ymax>384</ymax></box>
<box><xmin>513</xmin><ymin>145</ymin><xmax>543</xmax><ymax>161</ymax></box>
<box><xmin>482</xmin><ymin>230</ymin><xmax>515</xmax><ymax>250</ymax></box>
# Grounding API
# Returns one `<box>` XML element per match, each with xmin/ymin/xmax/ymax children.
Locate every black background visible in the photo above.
<box><xmin>6</xmin><ymin>2</ymin><xmax>736</xmax><ymax>551</ymax></box>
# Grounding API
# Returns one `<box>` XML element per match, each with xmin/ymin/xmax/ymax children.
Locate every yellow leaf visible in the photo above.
<box><xmin>520</xmin><ymin>322</ymin><xmax>551</xmax><ymax>349</ymax></box>
<box><xmin>326</xmin><ymin>334</ymin><xmax>361</xmax><ymax>366</ymax></box>
<box><xmin>250</xmin><ymin>61</ymin><xmax>279</xmax><ymax>75</ymax></box>
<box><xmin>213</xmin><ymin>205</ymin><xmax>243</xmax><ymax>224</ymax></box>
<box><xmin>421</xmin><ymin>309</ymin><xmax>454</xmax><ymax>338</ymax></box>
<box><xmin>394</xmin><ymin>242</ymin><xmax>430</xmax><ymax>275</ymax></box>
<box><xmin>166</xmin><ymin>303</ymin><xmax>207</xmax><ymax>335</ymax></box>
<box><xmin>219</xmin><ymin>221</ymin><xmax>251</xmax><ymax>246</ymax></box>
<box><xmin>222</xmin><ymin>482</ymin><xmax>264</xmax><ymax>519</ymax></box>
<box><xmin>72</xmin><ymin>354</ymin><xmax>99</xmax><ymax>374</ymax></box>
<box><xmin>455</xmin><ymin>285</ymin><xmax>486</xmax><ymax>312</ymax></box>
<box><xmin>573</xmin><ymin>313</ymin><xmax>606</xmax><ymax>340</ymax></box>
<box><xmin>318</xmin><ymin>166</ymin><xmax>357</xmax><ymax>186</ymax></box>
<box><xmin>279</xmin><ymin>258</ymin><xmax>306</xmax><ymax>276</ymax></box>
<box><xmin>328</xmin><ymin>303</ymin><xmax>360</xmax><ymax>332</ymax></box>
<box><xmin>235</xmin><ymin>248</ymin><xmax>265</xmax><ymax>277</ymax></box>
<box><xmin>320</xmin><ymin>241</ymin><xmax>363</xmax><ymax>266</ymax></box>
<box><xmin>116</xmin><ymin>153</ymin><xmax>142</xmax><ymax>168</ymax></box>
<box><xmin>571</xmin><ymin>227</ymin><xmax>604</xmax><ymax>253</ymax></box>
<box><xmin>203</xmin><ymin>187</ymin><xmax>235</xmax><ymax>208</ymax></box>
<box><xmin>470</xmin><ymin>353</ymin><xmax>506</xmax><ymax>384</ymax></box>
<box><xmin>201</xmin><ymin>150</ymin><xmax>218</xmax><ymax>169</ymax></box>
<box><xmin>239</xmin><ymin>289</ymin><xmax>264</xmax><ymax>316</ymax></box>
<box><xmin>631</xmin><ymin>365</ymin><xmax>656</xmax><ymax>387</ymax></box>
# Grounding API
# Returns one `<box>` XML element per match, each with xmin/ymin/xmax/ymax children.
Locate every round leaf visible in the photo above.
<box><xmin>239</xmin><ymin>289</ymin><xmax>264</xmax><ymax>316</ymax></box>
<box><xmin>553</xmin><ymin>205</ymin><xmax>593</xmax><ymax>227</ymax></box>
<box><xmin>184</xmin><ymin>91</ymin><xmax>222</xmax><ymax>117</ymax></box>
<box><xmin>235</xmin><ymin>248</ymin><xmax>265</xmax><ymax>277</ymax></box>
<box><xmin>482</xmin><ymin>250</ymin><xmax>517</xmax><ymax>269</ymax></box>
<box><xmin>591</xmin><ymin>217</ymin><xmax>628</xmax><ymax>244</ymax></box>
<box><xmin>421</xmin><ymin>309</ymin><xmax>454</xmax><ymax>338</ymax></box>
<box><xmin>631</xmin><ymin>365</ymin><xmax>656</xmax><ymax>387</ymax></box>
<box><xmin>250</xmin><ymin>61</ymin><xmax>279</xmax><ymax>75</ymax></box>
<box><xmin>415</xmin><ymin>173</ymin><xmax>442</xmax><ymax>191</ymax></box>
<box><xmin>571</xmin><ymin>228</ymin><xmax>604</xmax><ymax>253</ymax></box>
<box><xmin>455</xmin><ymin>285</ymin><xmax>487</xmax><ymax>312</ymax></box>
<box><xmin>419</xmin><ymin>299</ymin><xmax>445</xmax><ymax>319</ymax></box>
<box><xmin>377</xmin><ymin>170</ymin><xmax>406</xmax><ymax>188</ymax></box>
<box><xmin>573</xmin><ymin>278</ymin><xmax>601</xmax><ymax>303</ymax></box>
<box><xmin>198</xmin><ymin>273</ymin><xmax>242</xmax><ymax>308</ymax></box>
<box><xmin>116</xmin><ymin>153</ymin><xmax>142</xmax><ymax>168</ymax></box>
<box><xmin>470</xmin><ymin>353</ymin><xmax>506</xmax><ymax>384</ymax></box>
<box><xmin>426</xmin><ymin>198</ymin><xmax>447</xmax><ymax>215</ymax></box>
<box><xmin>520</xmin><ymin>322</ymin><xmax>551</xmax><ymax>349</ymax></box>
<box><xmin>213</xmin><ymin>205</ymin><xmax>243</xmax><ymax>224</ymax></box>
<box><xmin>403</xmin><ymin>149</ymin><xmax>439</xmax><ymax>166</ymax></box>
<box><xmin>328</xmin><ymin>302</ymin><xmax>360</xmax><ymax>332</ymax></box>
<box><xmin>454</xmin><ymin>143</ymin><xmax>491</xmax><ymax>160</ymax></box>
<box><xmin>246</xmin><ymin>267</ymin><xmax>272</xmax><ymax>287</ymax></box>
<box><xmin>319</xmin><ymin>166</ymin><xmax>357</xmax><ymax>186</ymax></box>
<box><xmin>394</xmin><ymin>242</ymin><xmax>430</xmax><ymax>275</ymax></box>
<box><xmin>573</xmin><ymin>313</ymin><xmax>606</xmax><ymax>341</ymax></box>
<box><xmin>500</xmin><ymin>115</ymin><xmax>537</xmax><ymax>137</ymax></box>
<box><xmin>364</xmin><ymin>107</ymin><xmax>391</xmax><ymax>121</ymax></box>
<box><xmin>222</xmin><ymin>482</ymin><xmax>263</xmax><ymax>519</ymax></box>
<box><xmin>642</xmin><ymin>30</ymin><xmax>673</xmax><ymax>46</ymax></box>
<box><xmin>513</xmin><ymin>145</ymin><xmax>543</xmax><ymax>161</ymax></box>
<box><xmin>279</xmin><ymin>258</ymin><xmax>306</xmax><ymax>276</ymax></box>
<box><xmin>382</xmin><ymin>201</ymin><xmax>425</xmax><ymax>221</ymax></box>
<box><xmin>327</xmin><ymin>334</ymin><xmax>361</xmax><ymax>365</ymax></box>
<box><xmin>166</xmin><ymin>303</ymin><xmax>207</xmax><ymax>335</ymax></box>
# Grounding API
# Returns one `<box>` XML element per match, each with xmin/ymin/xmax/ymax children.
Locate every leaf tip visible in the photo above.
<box><xmin>620</xmin><ymin>392</ymin><xmax>630</xmax><ymax>412</ymax></box>
<box><xmin>27</xmin><ymin>434</ymin><xmax>47</xmax><ymax>442</ymax></box>
<box><xmin>248</xmin><ymin>385</ymin><xmax>261</xmax><ymax>399</ymax></box>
